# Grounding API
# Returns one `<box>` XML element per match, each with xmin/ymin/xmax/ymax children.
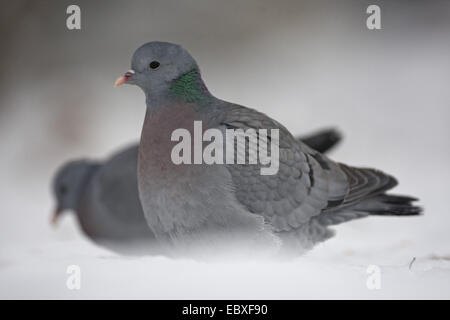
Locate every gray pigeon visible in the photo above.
<box><xmin>115</xmin><ymin>41</ymin><xmax>421</xmax><ymax>255</ymax></box>
<box><xmin>51</xmin><ymin>145</ymin><xmax>159</xmax><ymax>255</ymax></box>
<box><xmin>51</xmin><ymin>130</ymin><xmax>341</xmax><ymax>255</ymax></box>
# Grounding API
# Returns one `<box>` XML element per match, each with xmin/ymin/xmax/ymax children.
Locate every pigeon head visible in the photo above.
<box><xmin>51</xmin><ymin>160</ymin><xmax>96</xmax><ymax>224</ymax></box>
<box><xmin>115</xmin><ymin>41</ymin><xmax>210</xmax><ymax>104</ymax></box>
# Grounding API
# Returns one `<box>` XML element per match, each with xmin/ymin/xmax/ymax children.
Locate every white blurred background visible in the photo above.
<box><xmin>0</xmin><ymin>0</ymin><xmax>449</xmax><ymax>299</ymax></box>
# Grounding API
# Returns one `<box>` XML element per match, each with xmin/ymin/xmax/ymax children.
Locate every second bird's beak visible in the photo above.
<box><xmin>114</xmin><ymin>70</ymin><xmax>135</xmax><ymax>87</ymax></box>
<box><xmin>51</xmin><ymin>207</ymin><xmax>62</xmax><ymax>226</ymax></box>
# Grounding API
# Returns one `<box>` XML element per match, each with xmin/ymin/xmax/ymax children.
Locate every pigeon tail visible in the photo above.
<box><xmin>316</xmin><ymin>194</ymin><xmax>422</xmax><ymax>227</ymax></box>
<box><xmin>362</xmin><ymin>194</ymin><xmax>423</xmax><ymax>216</ymax></box>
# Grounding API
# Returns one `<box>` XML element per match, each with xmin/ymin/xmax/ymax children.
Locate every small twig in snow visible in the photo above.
<box><xmin>409</xmin><ymin>257</ymin><xmax>416</xmax><ymax>270</ymax></box>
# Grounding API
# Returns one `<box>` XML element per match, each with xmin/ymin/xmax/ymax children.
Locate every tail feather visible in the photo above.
<box><xmin>375</xmin><ymin>194</ymin><xmax>419</xmax><ymax>204</ymax></box>
<box><xmin>317</xmin><ymin>193</ymin><xmax>422</xmax><ymax>226</ymax></box>
<box><xmin>298</xmin><ymin>128</ymin><xmax>342</xmax><ymax>153</ymax></box>
<box><xmin>365</xmin><ymin>194</ymin><xmax>422</xmax><ymax>216</ymax></box>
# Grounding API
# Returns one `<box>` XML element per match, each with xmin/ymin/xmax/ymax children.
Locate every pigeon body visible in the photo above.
<box><xmin>116</xmin><ymin>42</ymin><xmax>421</xmax><ymax>255</ymax></box>
<box><xmin>52</xmin><ymin>131</ymin><xmax>339</xmax><ymax>254</ymax></box>
<box><xmin>52</xmin><ymin>145</ymin><xmax>159</xmax><ymax>254</ymax></box>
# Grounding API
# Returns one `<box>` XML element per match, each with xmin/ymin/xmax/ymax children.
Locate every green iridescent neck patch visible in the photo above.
<box><xmin>169</xmin><ymin>69</ymin><xmax>210</xmax><ymax>103</ymax></box>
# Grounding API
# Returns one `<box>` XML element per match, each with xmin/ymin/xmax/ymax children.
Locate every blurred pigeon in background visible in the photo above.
<box><xmin>52</xmin><ymin>145</ymin><xmax>158</xmax><ymax>255</ymax></box>
<box><xmin>115</xmin><ymin>41</ymin><xmax>421</xmax><ymax>255</ymax></box>
<box><xmin>51</xmin><ymin>129</ymin><xmax>341</xmax><ymax>255</ymax></box>
<box><xmin>299</xmin><ymin>129</ymin><xmax>341</xmax><ymax>154</ymax></box>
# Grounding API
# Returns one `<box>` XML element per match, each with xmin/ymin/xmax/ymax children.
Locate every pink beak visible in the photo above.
<box><xmin>114</xmin><ymin>70</ymin><xmax>135</xmax><ymax>87</ymax></box>
<box><xmin>51</xmin><ymin>207</ymin><xmax>61</xmax><ymax>226</ymax></box>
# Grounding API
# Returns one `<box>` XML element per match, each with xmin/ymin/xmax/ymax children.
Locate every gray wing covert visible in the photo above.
<box><xmin>218</xmin><ymin>104</ymin><xmax>349</xmax><ymax>232</ymax></box>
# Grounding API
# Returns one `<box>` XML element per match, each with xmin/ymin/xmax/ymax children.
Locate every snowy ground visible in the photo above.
<box><xmin>1</xmin><ymin>219</ymin><xmax>450</xmax><ymax>299</ymax></box>
<box><xmin>1</xmin><ymin>0</ymin><xmax>449</xmax><ymax>299</ymax></box>
<box><xmin>1</xmin><ymin>161</ymin><xmax>449</xmax><ymax>299</ymax></box>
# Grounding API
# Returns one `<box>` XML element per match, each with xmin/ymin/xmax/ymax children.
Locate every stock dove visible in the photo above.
<box><xmin>114</xmin><ymin>41</ymin><xmax>421</xmax><ymax>255</ymax></box>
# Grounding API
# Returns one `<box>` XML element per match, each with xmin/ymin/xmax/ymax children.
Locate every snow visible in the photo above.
<box><xmin>1</xmin><ymin>162</ymin><xmax>449</xmax><ymax>299</ymax></box>
<box><xmin>1</xmin><ymin>233</ymin><xmax>450</xmax><ymax>299</ymax></box>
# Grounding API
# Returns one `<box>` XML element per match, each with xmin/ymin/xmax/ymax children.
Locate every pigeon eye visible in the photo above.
<box><xmin>149</xmin><ymin>61</ymin><xmax>160</xmax><ymax>70</ymax></box>
<box><xmin>59</xmin><ymin>185</ymin><xmax>67</xmax><ymax>195</ymax></box>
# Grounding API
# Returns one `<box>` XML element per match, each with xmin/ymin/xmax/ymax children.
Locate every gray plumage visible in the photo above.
<box><xmin>52</xmin><ymin>131</ymin><xmax>339</xmax><ymax>254</ymax></box>
<box><xmin>117</xmin><ymin>41</ymin><xmax>421</xmax><ymax>255</ymax></box>
<box><xmin>52</xmin><ymin>145</ymin><xmax>158</xmax><ymax>255</ymax></box>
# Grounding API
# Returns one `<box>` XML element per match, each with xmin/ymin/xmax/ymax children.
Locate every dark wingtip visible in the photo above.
<box><xmin>369</xmin><ymin>194</ymin><xmax>423</xmax><ymax>216</ymax></box>
<box><xmin>315</xmin><ymin>128</ymin><xmax>342</xmax><ymax>145</ymax></box>
<box><xmin>299</xmin><ymin>128</ymin><xmax>343</xmax><ymax>153</ymax></box>
<box><xmin>326</xmin><ymin>128</ymin><xmax>342</xmax><ymax>143</ymax></box>
<box><xmin>377</xmin><ymin>194</ymin><xmax>419</xmax><ymax>204</ymax></box>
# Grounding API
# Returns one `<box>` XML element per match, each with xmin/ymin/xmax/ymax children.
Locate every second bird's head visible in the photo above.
<box><xmin>51</xmin><ymin>160</ymin><xmax>97</xmax><ymax>225</ymax></box>
<box><xmin>114</xmin><ymin>41</ymin><xmax>200</xmax><ymax>95</ymax></box>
